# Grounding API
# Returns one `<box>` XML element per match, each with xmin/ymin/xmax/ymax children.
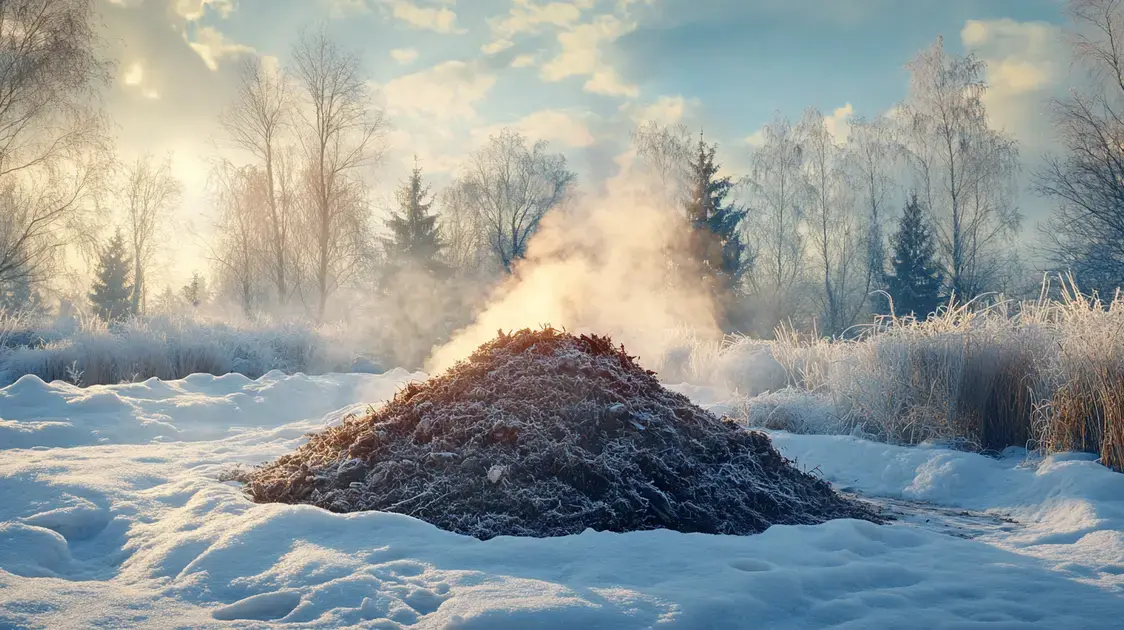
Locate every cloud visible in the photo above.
<box><xmin>481</xmin><ymin>2</ymin><xmax>639</xmax><ymax>97</ymax></box>
<box><xmin>483</xmin><ymin>0</ymin><xmax>593</xmax><ymax>54</ymax></box>
<box><xmin>621</xmin><ymin>95</ymin><xmax>699</xmax><ymax>126</ymax></box>
<box><xmin>384</xmin><ymin>127</ymin><xmax>467</xmax><ymax>175</ymax></box>
<box><xmin>123</xmin><ymin>62</ymin><xmax>144</xmax><ymax>86</ymax></box>
<box><xmin>511</xmin><ymin>53</ymin><xmax>537</xmax><ymax>68</ymax></box>
<box><xmin>386</xmin><ymin>0</ymin><xmax>465</xmax><ymax>34</ymax></box>
<box><xmin>584</xmin><ymin>68</ymin><xmax>638</xmax><ymax>97</ymax></box>
<box><xmin>478</xmin><ymin>108</ymin><xmax>598</xmax><ymax>148</ymax></box>
<box><xmin>382</xmin><ymin>60</ymin><xmax>497</xmax><ymax>120</ymax></box>
<box><xmin>823</xmin><ymin>102</ymin><xmax>853</xmax><ymax>143</ymax></box>
<box><xmin>741</xmin><ymin>102</ymin><xmax>852</xmax><ymax>147</ymax></box>
<box><xmin>323</xmin><ymin>0</ymin><xmax>371</xmax><ymax>18</ymax></box>
<box><xmin>173</xmin><ymin>0</ymin><xmax>235</xmax><ymax>20</ymax></box>
<box><xmin>960</xmin><ymin>19</ymin><xmax>1065</xmax><ymax>149</ymax></box>
<box><xmin>121</xmin><ymin>61</ymin><xmax>161</xmax><ymax>99</ymax></box>
<box><xmin>390</xmin><ymin>47</ymin><xmax>419</xmax><ymax>64</ymax></box>
<box><xmin>540</xmin><ymin>14</ymin><xmax>638</xmax><ymax>97</ymax></box>
<box><xmin>186</xmin><ymin>25</ymin><xmax>255</xmax><ymax>71</ymax></box>
<box><xmin>744</xmin><ymin>129</ymin><xmax>766</xmax><ymax>147</ymax></box>
<box><xmin>482</xmin><ymin>38</ymin><xmax>515</xmax><ymax>54</ymax></box>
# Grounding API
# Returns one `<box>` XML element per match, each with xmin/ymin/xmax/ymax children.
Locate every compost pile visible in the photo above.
<box><xmin>242</xmin><ymin>328</ymin><xmax>880</xmax><ymax>539</ymax></box>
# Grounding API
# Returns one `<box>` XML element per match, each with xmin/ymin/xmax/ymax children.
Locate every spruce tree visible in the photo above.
<box><xmin>380</xmin><ymin>160</ymin><xmax>450</xmax><ymax>368</ymax></box>
<box><xmin>383</xmin><ymin>160</ymin><xmax>443</xmax><ymax>274</ymax></box>
<box><xmin>89</xmin><ymin>230</ymin><xmax>135</xmax><ymax>322</ymax></box>
<box><xmin>682</xmin><ymin>133</ymin><xmax>748</xmax><ymax>328</ymax></box>
<box><xmin>0</xmin><ymin>275</ymin><xmax>45</xmax><ymax>314</ymax></box>
<box><xmin>180</xmin><ymin>272</ymin><xmax>207</xmax><ymax>309</ymax></box>
<box><xmin>885</xmin><ymin>193</ymin><xmax>944</xmax><ymax>319</ymax></box>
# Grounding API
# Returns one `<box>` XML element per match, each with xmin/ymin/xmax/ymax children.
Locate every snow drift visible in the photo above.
<box><xmin>241</xmin><ymin>328</ymin><xmax>879</xmax><ymax>538</ymax></box>
<box><xmin>3</xmin><ymin>370</ymin><xmax>1124</xmax><ymax>628</ymax></box>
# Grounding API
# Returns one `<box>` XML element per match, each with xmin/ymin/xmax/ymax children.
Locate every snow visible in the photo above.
<box><xmin>2</xmin><ymin>371</ymin><xmax>1123</xmax><ymax>628</ymax></box>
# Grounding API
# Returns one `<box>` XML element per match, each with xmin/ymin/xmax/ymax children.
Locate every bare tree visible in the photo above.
<box><xmin>847</xmin><ymin>115</ymin><xmax>898</xmax><ymax>311</ymax></box>
<box><xmin>459</xmin><ymin>128</ymin><xmax>575</xmax><ymax>272</ymax></box>
<box><xmin>220</xmin><ymin>57</ymin><xmax>295</xmax><ymax>306</ymax></box>
<box><xmin>743</xmin><ymin>113</ymin><xmax>807</xmax><ymax>331</ymax></box>
<box><xmin>630</xmin><ymin>121</ymin><xmax>692</xmax><ymax>209</ymax></box>
<box><xmin>291</xmin><ymin>28</ymin><xmax>386</xmax><ymax>320</ymax></box>
<box><xmin>799</xmin><ymin>107</ymin><xmax>866</xmax><ymax>334</ymax></box>
<box><xmin>897</xmin><ymin>37</ymin><xmax>1021</xmax><ymax>301</ymax></box>
<box><xmin>438</xmin><ymin>179</ymin><xmax>490</xmax><ymax>275</ymax></box>
<box><xmin>1036</xmin><ymin>0</ymin><xmax>1124</xmax><ymax>294</ymax></box>
<box><xmin>120</xmin><ymin>155</ymin><xmax>182</xmax><ymax>314</ymax></box>
<box><xmin>0</xmin><ymin>0</ymin><xmax>111</xmax><ymax>292</ymax></box>
<box><xmin>205</xmin><ymin>160</ymin><xmax>264</xmax><ymax>316</ymax></box>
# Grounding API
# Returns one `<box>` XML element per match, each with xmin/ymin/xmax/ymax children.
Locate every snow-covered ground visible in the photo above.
<box><xmin>1</xmin><ymin>371</ymin><xmax>1122</xmax><ymax>629</ymax></box>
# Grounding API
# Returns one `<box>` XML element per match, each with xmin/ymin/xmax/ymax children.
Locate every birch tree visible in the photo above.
<box><xmin>743</xmin><ymin>114</ymin><xmax>807</xmax><ymax>331</ymax></box>
<box><xmin>120</xmin><ymin>155</ymin><xmax>182</xmax><ymax>314</ymax></box>
<box><xmin>206</xmin><ymin>160</ymin><xmax>264</xmax><ymax>316</ymax></box>
<box><xmin>630</xmin><ymin>121</ymin><xmax>692</xmax><ymax>210</ymax></box>
<box><xmin>438</xmin><ymin>179</ymin><xmax>490</xmax><ymax>275</ymax></box>
<box><xmin>898</xmin><ymin>37</ymin><xmax>1020</xmax><ymax>300</ymax></box>
<box><xmin>847</xmin><ymin>115</ymin><xmax>898</xmax><ymax>311</ymax></box>
<box><xmin>0</xmin><ymin>0</ymin><xmax>111</xmax><ymax>292</ymax></box>
<box><xmin>1036</xmin><ymin>0</ymin><xmax>1124</xmax><ymax>294</ymax></box>
<box><xmin>292</xmin><ymin>28</ymin><xmax>386</xmax><ymax>320</ymax></box>
<box><xmin>221</xmin><ymin>56</ymin><xmax>295</xmax><ymax>306</ymax></box>
<box><xmin>459</xmin><ymin>128</ymin><xmax>575</xmax><ymax>272</ymax></box>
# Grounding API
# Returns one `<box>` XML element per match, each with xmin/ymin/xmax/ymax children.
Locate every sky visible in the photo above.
<box><xmin>98</xmin><ymin>0</ymin><xmax>1075</xmax><ymax>286</ymax></box>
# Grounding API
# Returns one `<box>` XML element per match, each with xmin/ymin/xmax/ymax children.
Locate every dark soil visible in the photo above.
<box><xmin>240</xmin><ymin>327</ymin><xmax>881</xmax><ymax>539</ymax></box>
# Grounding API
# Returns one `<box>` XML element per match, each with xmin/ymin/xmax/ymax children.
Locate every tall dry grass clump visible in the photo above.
<box><xmin>768</xmin><ymin>300</ymin><xmax>1047</xmax><ymax>451</ymax></box>
<box><xmin>1030</xmin><ymin>282</ymin><xmax>1124</xmax><ymax>471</ymax></box>
<box><xmin>726</xmin><ymin>277</ymin><xmax>1124</xmax><ymax>470</ymax></box>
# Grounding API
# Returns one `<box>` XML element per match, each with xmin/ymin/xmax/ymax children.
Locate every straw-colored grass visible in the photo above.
<box><xmin>703</xmin><ymin>277</ymin><xmax>1124</xmax><ymax>471</ymax></box>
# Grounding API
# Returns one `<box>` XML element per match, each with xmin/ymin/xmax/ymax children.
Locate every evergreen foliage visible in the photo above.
<box><xmin>682</xmin><ymin>133</ymin><xmax>749</xmax><ymax>327</ymax></box>
<box><xmin>383</xmin><ymin>160</ymin><xmax>443</xmax><ymax>274</ymax></box>
<box><xmin>89</xmin><ymin>230</ymin><xmax>135</xmax><ymax>322</ymax></box>
<box><xmin>181</xmin><ymin>272</ymin><xmax>208</xmax><ymax>309</ymax></box>
<box><xmin>0</xmin><ymin>276</ymin><xmax>45</xmax><ymax>314</ymax></box>
<box><xmin>885</xmin><ymin>193</ymin><xmax>944</xmax><ymax>318</ymax></box>
<box><xmin>379</xmin><ymin>161</ymin><xmax>451</xmax><ymax>368</ymax></box>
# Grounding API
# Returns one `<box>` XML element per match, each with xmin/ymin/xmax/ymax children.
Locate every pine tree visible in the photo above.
<box><xmin>180</xmin><ymin>272</ymin><xmax>208</xmax><ymax>309</ymax></box>
<box><xmin>89</xmin><ymin>230</ymin><xmax>135</xmax><ymax>322</ymax></box>
<box><xmin>682</xmin><ymin>133</ymin><xmax>748</xmax><ymax>328</ymax></box>
<box><xmin>885</xmin><ymin>193</ymin><xmax>944</xmax><ymax>319</ymax></box>
<box><xmin>383</xmin><ymin>160</ymin><xmax>443</xmax><ymax>274</ymax></box>
<box><xmin>0</xmin><ymin>276</ymin><xmax>45</xmax><ymax>315</ymax></box>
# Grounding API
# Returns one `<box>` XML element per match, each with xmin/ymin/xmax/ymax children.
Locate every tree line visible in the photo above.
<box><xmin>3</xmin><ymin>0</ymin><xmax>1124</xmax><ymax>356</ymax></box>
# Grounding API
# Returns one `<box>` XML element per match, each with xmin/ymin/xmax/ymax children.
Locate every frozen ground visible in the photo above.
<box><xmin>1</xmin><ymin>372</ymin><xmax>1122</xmax><ymax>629</ymax></box>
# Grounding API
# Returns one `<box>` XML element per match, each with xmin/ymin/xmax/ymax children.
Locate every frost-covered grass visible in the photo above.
<box><xmin>0</xmin><ymin>311</ymin><xmax>386</xmax><ymax>387</ymax></box>
<box><xmin>693</xmin><ymin>279</ymin><xmax>1124</xmax><ymax>471</ymax></box>
<box><xmin>6</xmin><ymin>276</ymin><xmax>1124</xmax><ymax>472</ymax></box>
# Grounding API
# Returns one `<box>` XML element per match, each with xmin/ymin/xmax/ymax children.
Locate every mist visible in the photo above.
<box><xmin>426</xmin><ymin>172</ymin><xmax>722</xmax><ymax>374</ymax></box>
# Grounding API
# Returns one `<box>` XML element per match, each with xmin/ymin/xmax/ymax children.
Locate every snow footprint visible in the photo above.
<box><xmin>403</xmin><ymin>587</ymin><xmax>445</xmax><ymax>615</ymax></box>
<box><xmin>20</xmin><ymin>498</ymin><xmax>111</xmax><ymax>541</ymax></box>
<box><xmin>211</xmin><ymin>590</ymin><xmax>302</xmax><ymax>622</ymax></box>
<box><xmin>729</xmin><ymin>558</ymin><xmax>775</xmax><ymax>573</ymax></box>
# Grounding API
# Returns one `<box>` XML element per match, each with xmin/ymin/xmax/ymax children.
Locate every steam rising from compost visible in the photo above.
<box><xmin>425</xmin><ymin>173</ymin><xmax>722</xmax><ymax>373</ymax></box>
